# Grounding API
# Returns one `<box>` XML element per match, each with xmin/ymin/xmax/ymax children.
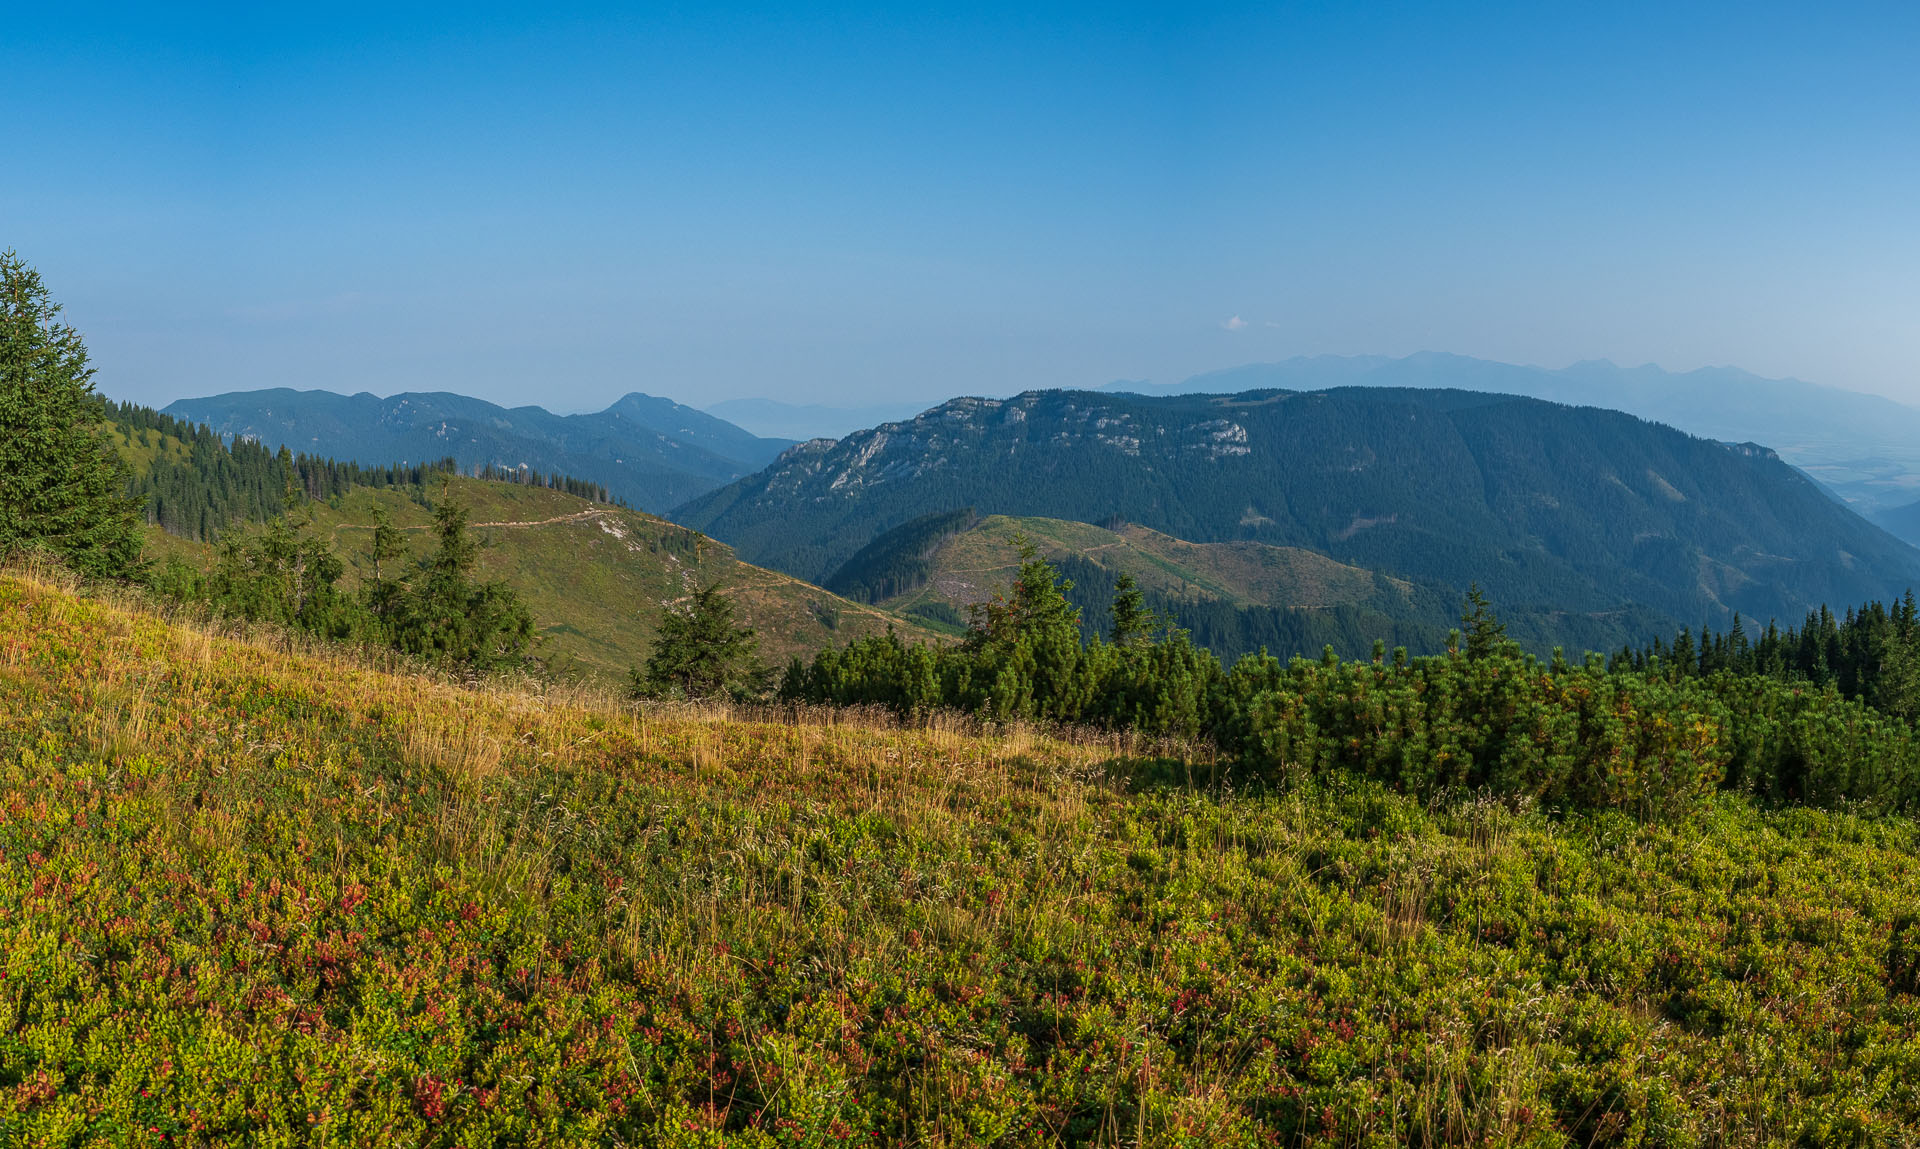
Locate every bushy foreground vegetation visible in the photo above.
<box><xmin>6</xmin><ymin>569</ymin><xmax>1920</xmax><ymax>1146</ymax></box>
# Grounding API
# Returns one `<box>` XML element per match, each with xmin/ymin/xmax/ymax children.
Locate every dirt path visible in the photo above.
<box><xmin>322</xmin><ymin>507</ymin><xmax>949</xmax><ymax>640</ymax></box>
<box><xmin>471</xmin><ymin>509</ymin><xmax>610</xmax><ymax>528</ymax></box>
<box><xmin>327</xmin><ymin>507</ymin><xmax>614</xmax><ymax>548</ymax></box>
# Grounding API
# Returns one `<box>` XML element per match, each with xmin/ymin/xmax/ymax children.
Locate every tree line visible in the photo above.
<box><xmin>107</xmin><ymin>399</ymin><xmax>461</xmax><ymax>537</ymax></box>
<box><xmin>468</xmin><ymin>462</ymin><xmax>615</xmax><ymax>505</ymax></box>
<box><xmin>777</xmin><ymin>542</ymin><xmax>1920</xmax><ymax>813</ymax></box>
<box><xmin>1613</xmin><ymin>598</ymin><xmax>1920</xmax><ymax>722</ymax></box>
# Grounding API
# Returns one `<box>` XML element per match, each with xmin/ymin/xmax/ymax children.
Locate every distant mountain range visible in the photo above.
<box><xmin>1111</xmin><ymin>353</ymin><xmax>1920</xmax><ymax>515</ymax></box>
<box><xmin>676</xmin><ymin>386</ymin><xmax>1920</xmax><ymax>637</ymax></box>
<box><xmin>158</xmin><ymin>363</ymin><xmax>1920</xmax><ymax>657</ymax></box>
<box><xmin>159</xmin><ymin>389</ymin><xmax>794</xmax><ymax>513</ymax></box>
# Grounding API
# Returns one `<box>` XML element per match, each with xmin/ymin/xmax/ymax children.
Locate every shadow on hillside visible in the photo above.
<box><xmin>1097</xmin><ymin>753</ymin><xmax>1240</xmax><ymax>795</ymax></box>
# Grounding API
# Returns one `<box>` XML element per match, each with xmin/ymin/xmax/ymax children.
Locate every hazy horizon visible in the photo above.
<box><xmin>10</xmin><ymin>4</ymin><xmax>1919</xmax><ymax>413</ymax></box>
<box><xmin>131</xmin><ymin>350</ymin><xmax>1914</xmax><ymax>425</ymax></box>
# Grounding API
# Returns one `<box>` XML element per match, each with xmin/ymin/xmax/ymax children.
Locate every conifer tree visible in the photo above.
<box><xmin>633</xmin><ymin>584</ymin><xmax>763</xmax><ymax>698</ymax></box>
<box><xmin>390</xmin><ymin>491</ymin><xmax>534</xmax><ymax>669</ymax></box>
<box><xmin>1460</xmin><ymin>583</ymin><xmax>1509</xmax><ymax>660</ymax></box>
<box><xmin>0</xmin><ymin>252</ymin><xmax>143</xmax><ymax>577</ymax></box>
<box><xmin>1109</xmin><ymin>573</ymin><xmax>1153</xmax><ymax>648</ymax></box>
<box><xmin>202</xmin><ymin>482</ymin><xmax>366</xmax><ymax>640</ymax></box>
<box><xmin>967</xmin><ymin>537</ymin><xmax>1081</xmax><ymax>652</ymax></box>
<box><xmin>363</xmin><ymin>503</ymin><xmax>408</xmax><ymax>627</ymax></box>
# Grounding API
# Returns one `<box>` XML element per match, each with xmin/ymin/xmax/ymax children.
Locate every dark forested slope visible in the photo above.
<box><xmin>1147</xmin><ymin>352</ymin><xmax>1920</xmax><ymax>511</ymax></box>
<box><xmin>161</xmin><ymin>388</ymin><xmax>792</xmax><ymax>513</ymax></box>
<box><xmin>1876</xmin><ymin>496</ymin><xmax>1920</xmax><ymax>549</ymax></box>
<box><xmin>676</xmin><ymin>387</ymin><xmax>1920</xmax><ymax>631</ymax></box>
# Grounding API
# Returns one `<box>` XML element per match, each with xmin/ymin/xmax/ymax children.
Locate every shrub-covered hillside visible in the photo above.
<box><xmin>5</xmin><ymin>568</ymin><xmax>1920</xmax><ymax>1145</ymax></box>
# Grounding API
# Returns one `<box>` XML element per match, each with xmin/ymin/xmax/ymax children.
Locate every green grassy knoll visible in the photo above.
<box><xmin>836</xmin><ymin>511</ymin><xmax>1474</xmax><ymax>657</ymax></box>
<box><xmin>865</xmin><ymin>511</ymin><xmax>1684</xmax><ymax>661</ymax></box>
<box><xmin>3</xmin><ymin>568</ymin><xmax>1919</xmax><ymax>1144</ymax></box>
<box><xmin>868</xmin><ymin>513</ymin><xmax>1406</xmax><ymax>615</ymax></box>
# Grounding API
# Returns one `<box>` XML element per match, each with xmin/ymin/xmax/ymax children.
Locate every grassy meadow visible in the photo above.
<box><xmin>4</xmin><ymin>566</ymin><xmax>1920</xmax><ymax>1146</ymax></box>
<box><xmin>874</xmin><ymin>515</ymin><xmax>1403</xmax><ymax>617</ymax></box>
<box><xmin>138</xmin><ymin>476</ymin><xmax>943</xmax><ymax>680</ymax></box>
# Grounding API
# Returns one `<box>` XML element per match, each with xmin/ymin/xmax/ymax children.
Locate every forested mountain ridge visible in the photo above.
<box><xmin>1132</xmin><ymin>352</ymin><xmax>1920</xmax><ymax>512</ymax></box>
<box><xmin>675</xmin><ymin>386</ymin><xmax>1920</xmax><ymax>636</ymax></box>
<box><xmin>159</xmin><ymin>387</ymin><xmax>793</xmax><ymax>513</ymax></box>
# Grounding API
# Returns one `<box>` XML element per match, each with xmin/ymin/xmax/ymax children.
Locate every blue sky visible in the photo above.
<box><xmin>6</xmin><ymin>2</ymin><xmax>1918</xmax><ymax>412</ymax></box>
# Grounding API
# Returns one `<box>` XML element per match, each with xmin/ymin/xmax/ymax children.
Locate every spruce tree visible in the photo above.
<box><xmin>634</xmin><ymin>584</ymin><xmax>762</xmax><ymax>698</ymax></box>
<box><xmin>1108</xmin><ymin>573</ymin><xmax>1152</xmax><ymax>648</ymax></box>
<box><xmin>0</xmin><ymin>252</ymin><xmax>143</xmax><ymax>577</ymax></box>
<box><xmin>361</xmin><ymin>503</ymin><xmax>408</xmax><ymax>628</ymax></box>
<box><xmin>208</xmin><ymin>488</ymin><xmax>348</xmax><ymax>632</ymax></box>
<box><xmin>967</xmin><ymin>537</ymin><xmax>1080</xmax><ymax>653</ymax></box>
<box><xmin>1460</xmin><ymin>583</ymin><xmax>1509</xmax><ymax>660</ymax></box>
<box><xmin>390</xmin><ymin>491</ymin><xmax>534</xmax><ymax>669</ymax></box>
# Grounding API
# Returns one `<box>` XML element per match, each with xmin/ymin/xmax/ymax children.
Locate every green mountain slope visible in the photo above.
<box><xmin>145</xmin><ymin>479</ymin><xmax>939</xmax><ymax>678</ymax></box>
<box><xmin>829</xmin><ymin>510</ymin><xmax>1670</xmax><ymax>659</ymax></box>
<box><xmin>677</xmin><ymin>387</ymin><xmax>1920</xmax><ymax>637</ymax></box>
<box><xmin>158</xmin><ymin>387</ymin><xmax>794</xmax><ymax>513</ymax></box>
<box><xmin>832</xmin><ymin>511</ymin><xmax>1404</xmax><ymax>612</ymax></box>
<box><xmin>329</xmin><ymin>480</ymin><xmax>936</xmax><ymax>675</ymax></box>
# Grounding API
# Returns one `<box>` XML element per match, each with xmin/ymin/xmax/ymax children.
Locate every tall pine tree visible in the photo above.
<box><xmin>0</xmin><ymin>252</ymin><xmax>142</xmax><ymax>577</ymax></box>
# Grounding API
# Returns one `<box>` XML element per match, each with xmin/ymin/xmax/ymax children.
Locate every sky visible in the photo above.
<box><xmin>6</xmin><ymin>1</ymin><xmax>1919</xmax><ymax>414</ymax></box>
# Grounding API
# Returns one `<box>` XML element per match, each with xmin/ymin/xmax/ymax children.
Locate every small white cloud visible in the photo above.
<box><xmin>1220</xmin><ymin>315</ymin><xmax>1247</xmax><ymax>331</ymax></box>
